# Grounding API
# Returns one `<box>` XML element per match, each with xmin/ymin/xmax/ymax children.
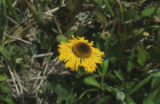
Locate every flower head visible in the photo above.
<box><xmin>58</xmin><ymin>35</ymin><xmax>104</xmax><ymax>73</ymax></box>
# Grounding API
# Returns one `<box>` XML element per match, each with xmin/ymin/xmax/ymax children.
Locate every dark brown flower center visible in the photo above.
<box><xmin>72</xmin><ymin>42</ymin><xmax>92</xmax><ymax>58</ymax></box>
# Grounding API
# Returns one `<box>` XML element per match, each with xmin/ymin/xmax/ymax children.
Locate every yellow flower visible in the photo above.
<box><xmin>58</xmin><ymin>35</ymin><xmax>104</xmax><ymax>73</ymax></box>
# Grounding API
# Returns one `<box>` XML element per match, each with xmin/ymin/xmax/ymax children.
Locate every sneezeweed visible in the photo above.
<box><xmin>58</xmin><ymin>35</ymin><xmax>104</xmax><ymax>73</ymax></box>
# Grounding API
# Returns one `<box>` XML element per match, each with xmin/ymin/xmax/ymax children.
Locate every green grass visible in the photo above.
<box><xmin>0</xmin><ymin>0</ymin><xmax>160</xmax><ymax>104</ymax></box>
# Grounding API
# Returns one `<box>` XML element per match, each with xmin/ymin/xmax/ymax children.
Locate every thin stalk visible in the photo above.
<box><xmin>52</xmin><ymin>15</ymin><xmax>64</xmax><ymax>36</ymax></box>
<box><xmin>103</xmin><ymin>0</ymin><xmax>115</xmax><ymax>16</ymax></box>
<box><xmin>117</xmin><ymin>0</ymin><xmax>124</xmax><ymax>22</ymax></box>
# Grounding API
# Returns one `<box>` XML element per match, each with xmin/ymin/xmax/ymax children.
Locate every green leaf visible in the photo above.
<box><xmin>0</xmin><ymin>46</ymin><xmax>9</xmax><ymax>60</ymax></box>
<box><xmin>56</xmin><ymin>35</ymin><xmax>67</xmax><ymax>42</ymax></box>
<box><xmin>153</xmin><ymin>90</ymin><xmax>160</xmax><ymax>104</ymax></box>
<box><xmin>1</xmin><ymin>97</ymin><xmax>15</xmax><ymax>104</ymax></box>
<box><xmin>157</xmin><ymin>8</ymin><xmax>160</xmax><ymax>18</ymax></box>
<box><xmin>79</xmin><ymin>88</ymin><xmax>98</xmax><ymax>99</ymax></box>
<box><xmin>129</xmin><ymin>72</ymin><xmax>160</xmax><ymax>95</ymax></box>
<box><xmin>0</xmin><ymin>74</ymin><xmax>7</xmax><ymax>81</ymax></box>
<box><xmin>129</xmin><ymin>75</ymin><xmax>151</xmax><ymax>95</ymax></box>
<box><xmin>0</xmin><ymin>83</ymin><xmax>10</xmax><ymax>94</ymax></box>
<box><xmin>151</xmin><ymin>77</ymin><xmax>160</xmax><ymax>88</ymax></box>
<box><xmin>127</xmin><ymin>60</ymin><xmax>134</xmax><ymax>72</ymax></box>
<box><xmin>103</xmin><ymin>0</ymin><xmax>115</xmax><ymax>16</ymax></box>
<box><xmin>141</xmin><ymin>7</ymin><xmax>154</xmax><ymax>17</ymax></box>
<box><xmin>114</xmin><ymin>70</ymin><xmax>125</xmax><ymax>81</ymax></box>
<box><xmin>106</xmin><ymin>85</ymin><xmax>122</xmax><ymax>95</ymax></box>
<box><xmin>102</xmin><ymin>59</ymin><xmax>109</xmax><ymax>74</ymax></box>
<box><xmin>125</xmin><ymin>8</ymin><xmax>140</xmax><ymax>20</ymax></box>
<box><xmin>137</xmin><ymin>46</ymin><xmax>148</xmax><ymax>66</ymax></box>
<box><xmin>130</xmin><ymin>46</ymin><xmax>136</xmax><ymax>60</ymax></box>
<box><xmin>93</xmin><ymin>9</ymin><xmax>107</xmax><ymax>24</ymax></box>
<box><xmin>55</xmin><ymin>84</ymin><xmax>69</xmax><ymax>104</ymax></box>
<box><xmin>125</xmin><ymin>95</ymin><xmax>136</xmax><ymax>104</ymax></box>
<box><xmin>151</xmin><ymin>71</ymin><xmax>160</xmax><ymax>77</ymax></box>
<box><xmin>84</xmin><ymin>76</ymin><xmax>100</xmax><ymax>88</ymax></box>
<box><xmin>143</xmin><ymin>87</ymin><xmax>160</xmax><ymax>104</ymax></box>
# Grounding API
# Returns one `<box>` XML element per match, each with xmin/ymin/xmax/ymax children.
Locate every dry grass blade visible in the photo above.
<box><xmin>8</xmin><ymin>65</ymin><xmax>20</xmax><ymax>95</ymax></box>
